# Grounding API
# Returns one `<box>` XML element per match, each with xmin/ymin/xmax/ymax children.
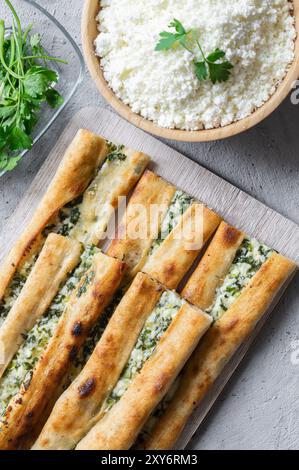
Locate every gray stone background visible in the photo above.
<box><xmin>0</xmin><ymin>0</ymin><xmax>298</xmax><ymax>450</ymax></box>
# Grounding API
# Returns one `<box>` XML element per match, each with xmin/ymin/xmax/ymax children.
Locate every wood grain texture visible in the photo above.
<box><xmin>82</xmin><ymin>0</ymin><xmax>299</xmax><ymax>142</ymax></box>
<box><xmin>0</xmin><ymin>107</ymin><xmax>297</xmax><ymax>449</ymax></box>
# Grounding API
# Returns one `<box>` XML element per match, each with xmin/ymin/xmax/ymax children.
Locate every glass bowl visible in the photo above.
<box><xmin>0</xmin><ymin>0</ymin><xmax>84</xmax><ymax>177</ymax></box>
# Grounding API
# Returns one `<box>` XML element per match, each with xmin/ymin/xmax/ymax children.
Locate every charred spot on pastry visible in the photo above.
<box><xmin>72</xmin><ymin>321</ymin><xmax>83</xmax><ymax>337</ymax></box>
<box><xmin>155</xmin><ymin>284</ymin><xmax>164</xmax><ymax>293</ymax></box>
<box><xmin>165</xmin><ymin>263</ymin><xmax>175</xmax><ymax>278</ymax></box>
<box><xmin>26</xmin><ymin>411</ymin><xmax>34</xmax><ymax>420</ymax></box>
<box><xmin>92</xmin><ymin>290</ymin><xmax>103</xmax><ymax>300</ymax></box>
<box><xmin>73</xmin><ymin>182</ymin><xmax>85</xmax><ymax>195</ymax></box>
<box><xmin>223</xmin><ymin>225</ymin><xmax>241</xmax><ymax>246</ymax></box>
<box><xmin>78</xmin><ymin>378</ymin><xmax>96</xmax><ymax>398</ymax></box>
<box><xmin>68</xmin><ymin>345</ymin><xmax>78</xmax><ymax>361</ymax></box>
<box><xmin>223</xmin><ymin>318</ymin><xmax>239</xmax><ymax>333</ymax></box>
<box><xmin>153</xmin><ymin>373</ymin><xmax>169</xmax><ymax>393</ymax></box>
<box><xmin>24</xmin><ymin>236</ymin><xmax>36</xmax><ymax>255</ymax></box>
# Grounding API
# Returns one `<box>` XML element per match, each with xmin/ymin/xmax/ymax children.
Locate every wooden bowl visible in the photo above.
<box><xmin>82</xmin><ymin>0</ymin><xmax>299</xmax><ymax>142</ymax></box>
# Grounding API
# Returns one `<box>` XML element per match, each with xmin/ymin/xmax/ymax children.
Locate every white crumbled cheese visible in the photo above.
<box><xmin>206</xmin><ymin>238</ymin><xmax>273</xmax><ymax>321</ymax></box>
<box><xmin>95</xmin><ymin>0</ymin><xmax>296</xmax><ymax>130</ymax></box>
<box><xmin>149</xmin><ymin>190</ymin><xmax>193</xmax><ymax>255</ymax></box>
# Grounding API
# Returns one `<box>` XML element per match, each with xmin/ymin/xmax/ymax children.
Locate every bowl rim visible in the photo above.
<box><xmin>82</xmin><ymin>0</ymin><xmax>299</xmax><ymax>142</ymax></box>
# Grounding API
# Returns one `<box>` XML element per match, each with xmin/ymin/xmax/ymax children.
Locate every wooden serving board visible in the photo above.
<box><xmin>0</xmin><ymin>107</ymin><xmax>298</xmax><ymax>449</ymax></box>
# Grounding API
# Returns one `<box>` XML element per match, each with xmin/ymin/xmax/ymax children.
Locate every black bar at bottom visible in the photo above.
<box><xmin>0</xmin><ymin>450</ymin><xmax>298</xmax><ymax>465</ymax></box>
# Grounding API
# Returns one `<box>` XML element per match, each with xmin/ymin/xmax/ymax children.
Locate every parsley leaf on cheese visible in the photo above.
<box><xmin>155</xmin><ymin>19</ymin><xmax>233</xmax><ymax>85</ymax></box>
<box><xmin>155</xmin><ymin>19</ymin><xmax>192</xmax><ymax>52</ymax></box>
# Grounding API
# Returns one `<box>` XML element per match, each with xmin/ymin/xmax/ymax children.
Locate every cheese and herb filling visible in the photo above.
<box><xmin>70</xmin><ymin>144</ymin><xmax>133</xmax><ymax>245</ymax></box>
<box><xmin>137</xmin><ymin>238</ymin><xmax>273</xmax><ymax>443</ymax></box>
<box><xmin>0</xmin><ymin>143</ymin><xmax>129</xmax><ymax>328</ymax></box>
<box><xmin>104</xmin><ymin>290</ymin><xmax>184</xmax><ymax>412</ymax></box>
<box><xmin>0</xmin><ymin>245</ymin><xmax>100</xmax><ymax>417</ymax></box>
<box><xmin>0</xmin><ymin>253</ymin><xmax>38</xmax><ymax>328</ymax></box>
<box><xmin>206</xmin><ymin>238</ymin><xmax>273</xmax><ymax>321</ymax></box>
<box><xmin>44</xmin><ymin>143</ymin><xmax>129</xmax><ymax>242</ymax></box>
<box><xmin>69</xmin><ymin>283</ymin><xmax>130</xmax><ymax>383</ymax></box>
<box><xmin>43</xmin><ymin>196</ymin><xmax>83</xmax><ymax>239</ymax></box>
<box><xmin>149</xmin><ymin>190</ymin><xmax>194</xmax><ymax>255</ymax></box>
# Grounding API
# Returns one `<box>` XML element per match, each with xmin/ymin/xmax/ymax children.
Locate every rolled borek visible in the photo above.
<box><xmin>0</xmin><ymin>129</ymin><xmax>107</xmax><ymax>311</ymax></box>
<box><xmin>0</xmin><ymin>234</ymin><xmax>82</xmax><ymax>379</ymax></box>
<box><xmin>140</xmin><ymin>222</ymin><xmax>296</xmax><ymax>449</ymax></box>
<box><xmin>75</xmin><ymin>297</ymin><xmax>211</xmax><ymax>450</ymax></box>
<box><xmin>0</xmin><ymin>131</ymin><xmax>149</xmax><ymax>326</ymax></box>
<box><xmin>107</xmin><ymin>170</ymin><xmax>176</xmax><ymax>280</ymax></box>
<box><xmin>33</xmin><ymin>272</ymin><xmax>164</xmax><ymax>450</ymax></box>
<box><xmin>143</xmin><ymin>201</ymin><xmax>221</xmax><ymax>289</ymax></box>
<box><xmin>0</xmin><ymin>248</ymin><xmax>125</xmax><ymax>449</ymax></box>
<box><xmin>34</xmin><ymin>273</ymin><xmax>211</xmax><ymax>450</ymax></box>
<box><xmin>64</xmin><ymin>175</ymin><xmax>219</xmax><ymax>388</ymax></box>
<box><xmin>108</xmin><ymin>173</ymin><xmax>221</xmax><ymax>289</ymax></box>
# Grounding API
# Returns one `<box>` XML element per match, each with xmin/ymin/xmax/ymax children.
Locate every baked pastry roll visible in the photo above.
<box><xmin>60</xmin><ymin>174</ymin><xmax>220</xmax><ymax>387</ymax></box>
<box><xmin>0</xmin><ymin>131</ymin><xmax>149</xmax><ymax>326</ymax></box>
<box><xmin>0</xmin><ymin>129</ymin><xmax>106</xmax><ymax>313</ymax></box>
<box><xmin>108</xmin><ymin>174</ymin><xmax>221</xmax><ymax>288</ymax></box>
<box><xmin>0</xmin><ymin>234</ymin><xmax>82</xmax><ymax>379</ymax></box>
<box><xmin>139</xmin><ymin>222</ymin><xmax>296</xmax><ymax>449</ymax></box>
<box><xmin>33</xmin><ymin>272</ymin><xmax>211</xmax><ymax>450</ymax></box>
<box><xmin>0</xmin><ymin>249</ymin><xmax>125</xmax><ymax>449</ymax></box>
<box><xmin>107</xmin><ymin>170</ymin><xmax>176</xmax><ymax>280</ymax></box>
<box><xmin>143</xmin><ymin>201</ymin><xmax>221</xmax><ymax>289</ymax></box>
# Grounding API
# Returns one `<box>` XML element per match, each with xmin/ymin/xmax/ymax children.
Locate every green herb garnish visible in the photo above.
<box><xmin>155</xmin><ymin>19</ymin><xmax>233</xmax><ymax>85</ymax></box>
<box><xmin>0</xmin><ymin>0</ymin><xmax>67</xmax><ymax>172</ymax></box>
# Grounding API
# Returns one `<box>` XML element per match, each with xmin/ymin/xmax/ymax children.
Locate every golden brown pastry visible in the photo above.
<box><xmin>141</xmin><ymin>245</ymin><xmax>296</xmax><ymax>449</ymax></box>
<box><xmin>33</xmin><ymin>272</ymin><xmax>163</xmax><ymax>450</ymax></box>
<box><xmin>108</xmin><ymin>177</ymin><xmax>221</xmax><ymax>289</ymax></box>
<box><xmin>0</xmin><ymin>234</ymin><xmax>82</xmax><ymax>379</ymax></box>
<box><xmin>143</xmin><ymin>202</ymin><xmax>221</xmax><ymax>289</ymax></box>
<box><xmin>0</xmin><ymin>133</ymin><xmax>149</xmax><ymax>327</ymax></box>
<box><xmin>0</xmin><ymin>252</ymin><xmax>125</xmax><ymax>449</ymax></box>
<box><xmin>107</xmin><ymin>170</ymin><xmax>176</xmax><ymax>280</ymax></box>
<box><xmin>0</xmin><ymin>129</ymin><xmax>107</xmax><ymax>305</ymax></box>
<box><xmin>76</xmin><ymin>302</ymin><xmax>211</xmax><ymax>450</ymax></box>
<box><xmin>182</xmin><ymin>221</ymin><xmax>245</xmax><ymax>309</ymax></box>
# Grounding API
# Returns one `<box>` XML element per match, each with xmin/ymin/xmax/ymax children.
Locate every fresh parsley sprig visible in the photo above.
<box><xmin>0</xmin><ymin>0</ymin><xmax>67</xmax><ymax>172</ymax></box>
<box><xmin>155</xmin><ymin>19</ymin><xmax>233</xmax><ymax>85</ymax></box>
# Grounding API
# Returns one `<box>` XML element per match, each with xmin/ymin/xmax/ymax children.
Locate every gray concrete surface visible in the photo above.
<box><xmin>0</xmin><ymin>1</ymin><xmax>298</xmax><ymax>450</ymax></box>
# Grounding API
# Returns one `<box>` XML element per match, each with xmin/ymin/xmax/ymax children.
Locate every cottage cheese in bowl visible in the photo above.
<box><xmin>95</xmin><ymin>0</ymin><xmax>296</xmax><ymax>131</ymax></box>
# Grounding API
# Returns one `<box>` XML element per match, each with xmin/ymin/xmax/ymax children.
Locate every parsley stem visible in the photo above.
<box><xmin>6</xmin><ymin>0</ymin><xmax>24</xmax><ymax>78</ymax></box>
<box><xmin>180</xmin><ymin>40</ymin><xmax>194</xmax><ymax>55</ymax></box>
<box><xmin>9</xmin><ymin>34</ymin><xmax>15</xmax><ymax>67</ymax></box>
<box><xmin>5</xmin><ymin>0</ymin><xmax>22</xmax><ymax>38</ymax></box>
<box><xmin>195</xmin><ymin>39</ymin><xmax>207</xmax><ymax>62</ymax></box>
<box><xmin>0</xmin><ymin>20</ymin><xmax>23</xmax><ymax>80</ymax></box>
<box><xmin>23</xmin><ymin>55</ymin><xmax>68</xmax><ymax>64</ymax></box>
<box><xmin>22</xmin><ymin>23</ymin><xmax>32</xmax><ymax>44</ymax></box>
<box><xmin>12</xmin><ymin>21</ymin><xmax>24</xmax><ymax>77</ymax></box>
